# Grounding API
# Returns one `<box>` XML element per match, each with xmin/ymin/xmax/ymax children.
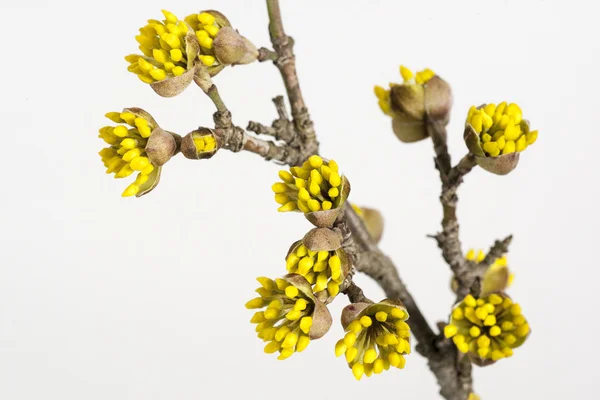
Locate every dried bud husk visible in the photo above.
<box><xmin>145</xmin><ymin>128</ymin><xmax>180</xmax><ymax>167</ymax></box>
<box><xmin>361</xmin><ymin>207</ymin><xmax>384</xmax><ymax>244</ymax></box>
<box><xmin>424</xmin><ymin>76</ymin><xmax>453</xmax><ymax>122</ymax></box>
<box><xmin>302</xmin><ymin>228</ymin><xmax>343</xmax><ymax>252</ymax></box>
<box><xmin>283</xmin><ymin>274</ymin><xmax>332</xmax><ymax>339</ymax></box>
<box><xmin>213</xmin><ymin>27</ymin><xmax>258</xmax><ymax>65</ymax></box>
<box><xmin>180</xmin><ymin>127</ymin><xmax>220</xmax><ymax>160</ymax></box>
<box><xmin>305</xmin><ymin>175</ymin><xmax>351</xmax><ymax>228</ymax></box>
<box><xmin>475</xmin><ymin>151</ymin><xmax>520</xmax><ymax>175</ymax></box>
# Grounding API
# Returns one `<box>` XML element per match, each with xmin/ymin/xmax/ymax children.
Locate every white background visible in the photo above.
<box><xmin>1</xmin><ymin>0</ymin><xmax>598</xmax><ymax>399</ymax></box>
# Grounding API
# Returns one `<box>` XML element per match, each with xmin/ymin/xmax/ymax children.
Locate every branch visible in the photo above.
<box><xmin>342</xmin><ymin>281</ymin><xmax>371</xmax><ymax>304</ymax></box>
<box><xmin>427</xmin><ymin>121</ymin><xmax>468</xmax><ymax>277</ymax></box>
<box><xmin>207</xmin><ymin>3</ymin><xmax>473</xmax><ymax>398</ymax></box>
<box><xmin>247</xmin><ymin>96</ymin><xmax>299</xmax><ymax>145</ymax></box>
<box><xmin>266</xmin><ymin>0</ymin><xmax>318</xmax><ymax>157</ymax></box>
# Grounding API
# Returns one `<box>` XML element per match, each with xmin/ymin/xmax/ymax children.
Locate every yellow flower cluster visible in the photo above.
<box><xmin>374</xmin><ymin>65</ymin><xmax>435</xmax><ymax>116</ymax></box>
<box><xmin>272</xmin><ymin>155</ymin><xmax>343</xmax><ymax>213</ymax></box>
<box><xmin>127</xmin><ymin>10</ymin><xmax>193</xmax><ymax>84</ymax></box>
<box><xmin>444</xmin><ymin>293</ymin><xmax>530</xmax><ymax>362</ymax></box>
<box><xmin>466</xmin><ymin>102</ymin><xmax>538</xmax><ymax>157</ymax></box>
<box><xmin>286</xmin><ymin>244</ymin><xmax>343</xmax><ymax>297</ymax></box>
<box><xmin>99</xmin><ymin>111</ymin><xmax>156</xmax><ymax>197</ymax></box>
<box><xmin>246</xmin><ymin>277</ymin><xmax>315</xmax><ymax>360</ymax></box>
<box><xmin>184</xmin><ymin>11</ymin><xmax>226</xmax><ymax>67</ymax></box>
<box><xmin>336</xmin><ymin>303</ymin><xmax>411</xmax><ymax>380</ymax></box>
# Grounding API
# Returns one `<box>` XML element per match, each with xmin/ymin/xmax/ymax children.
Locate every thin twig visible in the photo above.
<box><xmin>342</xmin><ymin>281</ymin><xmax>371</xmax><ymax>304</ymax></box>
<box><xmin>266</xmin><ymin>0</ymin><xmax>318</xmax><ymax>158</ymax></box>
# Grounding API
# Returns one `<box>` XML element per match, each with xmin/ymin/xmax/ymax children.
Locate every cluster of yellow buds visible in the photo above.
<box><xmin>272</xmin><ymin>155</ymin><xmax>350</xmax><ymax>228</ymax></box>
<box><xmin>99</xmin><ymin>108</ymin><xmax>179</xmax><ymax>197</ymax></box>
<box><xmin>464</xmin><ymin>102</ymin><xmax>538</xmax><ymax>175</ymax></box>
<box><xmin>444</xmin><ymin>293</ymin><xmax>530</xmax><ymax>365</ymax></box>
<box><xmin>180</xmin><ymin>128</ymin><xmax>220</xmax><ymax>160</ymax></box>
<box><xmin>127</xmin><ymin>10</ymin><xmax>199</xmax><ymax>97</ymax></box>
<box><xmin>286</xmin><ymin>228</ymin><xmax>350</xmax><ymax>301</ymax></box>
<box><xmin>246</xmin><ymin>274</ymin><xmax>332</xmax><ymax>360</ymax></box>
<box><xmin>127</xmin><ymin>10</ymin><xmax>257</xmax><ymax>97</ymax></box>
<box><xmin>336</xmin><ymin>300</ymin><xmax>411</xmax><ymax>380</ymax></box>
<box><xmin>374</xmin><ymin>65</ymin><xmax>452</xmax><ymax>143</ymax></box>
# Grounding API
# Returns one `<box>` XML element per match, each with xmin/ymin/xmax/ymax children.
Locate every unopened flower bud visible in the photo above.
<box><xmin>272</xmin><ymin>156</ymin><xmax>351</xmax><ymax>228</ymax></box>
<box><xmin>213</xmin><ymin>27</ymin><xmax>258</xmax><ymax>65</ymax></box>
<box><xmin>375</xmin><ymin>65</ymin><xmax>453</xmax><ymax>143</ymax></box>
<box><xmin>337</xmin><ymin>300</ymin><xmax>411</xmax><ymax>380</ymax></box>
<box><xmin>180</xmin><ymin>128</ymin><xmax>220</xmax><ymax>160</ymax></box>
<box><xmin>285</xmin><ymin>228</ymin><xmax>350</xmax><ymax>303</ymax></box>
<box><xmin>98</xmin><ymin>108</ymin><xmax>176</xmax><ymax>197</ymax></box>
<box><xmin>464</xmin><ymin>102</ymin><xmax>538</xmax><ymax>175</ymax></box>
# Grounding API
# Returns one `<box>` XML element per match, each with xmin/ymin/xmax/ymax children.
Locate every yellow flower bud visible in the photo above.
<box><xmin>337</xmin><ymin>300</ymin><xmax>411</xmax><ymax>380</ymax></box>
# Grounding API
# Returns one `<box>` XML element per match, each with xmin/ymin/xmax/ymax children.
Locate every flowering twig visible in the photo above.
<box><xmin>98</xmin><ymin>4</ymin><xmax>536</xmax><ymax>399</ymax></box>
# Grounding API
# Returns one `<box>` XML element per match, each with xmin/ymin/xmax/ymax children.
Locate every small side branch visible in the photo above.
<box><xmin>342</xmin><ymin>281</ymin><xmax>371</xmax><ymax>304</ymax></box>
<box><xmin>247</xmin><ymin>96</ymin><xmax>299</xmax><ymax>145</ymax></box>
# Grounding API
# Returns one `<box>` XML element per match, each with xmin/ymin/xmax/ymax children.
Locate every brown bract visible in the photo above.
<box><xmin>213</xmin><ymin>27</ymin><xmax>258</xmax><ymax>65</ymax></box>
<box><xmin>136</xmin><ymin>166</ymin><xmax>162</xmax><ymax>198</ymax></box>
<box><xmin>180</xmin><ymin>127</ymin><xmax>221</xmax><ymax>160</ymax></box>
<box><xmin>341</xmin><ymin>299</ymin><xmax>408</xmax><ymax>330</ymax></box>
<box><xmin>302</xmin><ymin>228</ymin><xmax>343</xmax><ymax>252</ymax></box>
<box><xmin>305</xmin><ymin>175</ymin><xmax>351</xmax><ymax>228</ymax></box>
<box><xmin>150</xmin><ymin>65</ymin><xmax>196</xmax><ymax>98</ymax></box>
<box><xmin>390</xmin><ymin>76</ymin><xmax>453</xmax><ymax>143</ymax></box>
<box><xmin>145</xmin><ymin>128</ymin><xmax>180</xmax><ymax>166</ymax></box>
<box><xmin>283</xmin><ymin>274</ymin><xmax>332</xmax><ymax>339</ymax></box>
<box><xmin>150</xmin><ymin>30</ymin><xmax>201</xmax><ymax>97</ymax></box>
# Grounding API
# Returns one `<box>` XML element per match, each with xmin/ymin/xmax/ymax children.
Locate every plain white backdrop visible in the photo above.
<box><xmin>1</xmin><ymin>0</ymin><xmax>598</xmax><ymax>399</ymax></box>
